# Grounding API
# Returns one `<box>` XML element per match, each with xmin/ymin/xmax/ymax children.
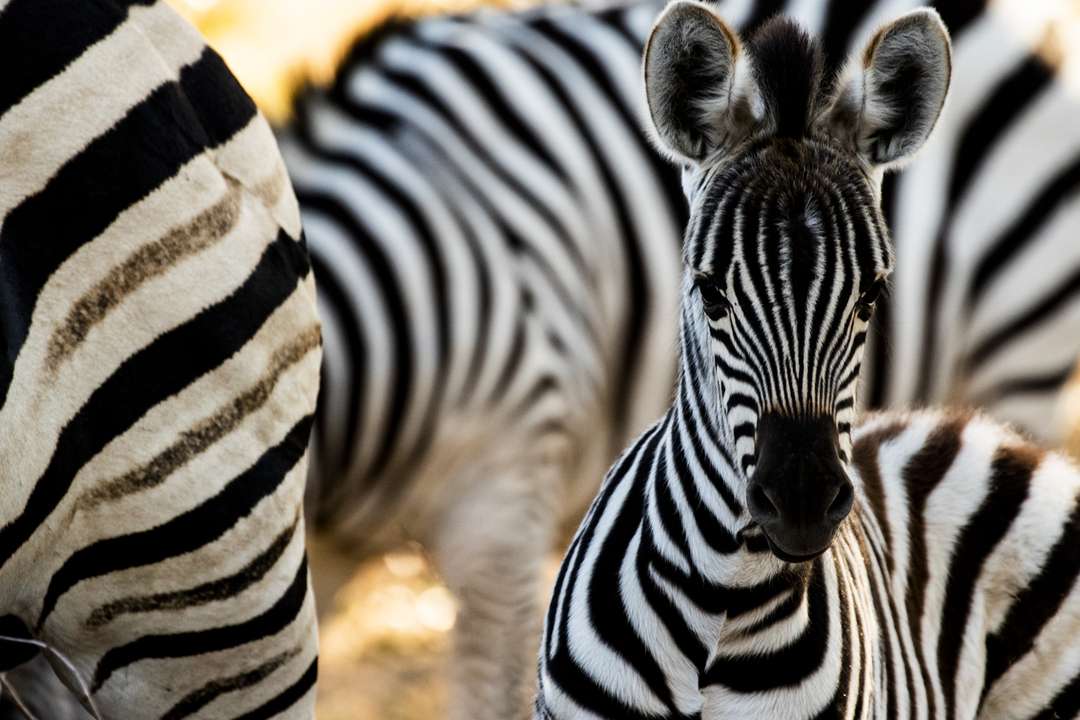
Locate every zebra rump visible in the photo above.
<box><xmin>0</xmin><ymin>0</ymin><xmax>321</xmax><ymax>716</ymax></box>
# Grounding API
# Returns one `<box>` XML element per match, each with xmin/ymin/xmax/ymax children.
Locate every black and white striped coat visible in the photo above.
<box><xmin>0</xmin><ymin>0</ymin><xmax>320</xmax><ymax>716</ymax></box>
<box><xmin>279</xmin><ymin>0</ymin><xmax>1080</xmax><ymax>717</ymax></box>
<box><xmin>538</xmin><ymin>7</ymin><xmax>1080</xmax><ymax>718</ymax></box>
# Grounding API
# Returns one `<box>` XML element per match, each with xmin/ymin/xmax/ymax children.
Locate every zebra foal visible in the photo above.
<box><xmin>538</xmin><ymin>6</ymin><xmax>1080</xmax><ymax>718</ymax></box>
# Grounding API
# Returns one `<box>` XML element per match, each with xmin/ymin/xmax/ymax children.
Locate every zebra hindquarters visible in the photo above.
<box><xmin>0</xmin><ymin>0</ymin><xmax>324</xmax><ymax>714</ymax></box>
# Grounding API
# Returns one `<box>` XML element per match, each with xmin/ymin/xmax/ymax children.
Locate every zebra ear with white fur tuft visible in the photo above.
<box><xmin>822</xmin><ymin>8</ymin><xmax>952</xmax><ymax>169</ymax></box>
<box><xmin>643</xmin><ymin>0</ymin><xmax>758</xmax><ymax>165</ymax></box>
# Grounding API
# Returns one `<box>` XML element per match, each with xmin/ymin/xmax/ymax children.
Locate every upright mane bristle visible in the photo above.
<box><xmin>746</xmin><ymin>17</ymin><xmax>826</xmax><ymax>138</ymax></box>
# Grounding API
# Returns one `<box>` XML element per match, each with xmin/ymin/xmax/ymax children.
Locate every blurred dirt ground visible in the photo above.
<box><xmin>314</xmin><ymin>550</ymin><xmax>450</xmax><ymax>720</ymax></box>
<box><xmin>163</xmin><ymin>1</ymin><xmax>1080</xmax><ymax>718</ymax></box>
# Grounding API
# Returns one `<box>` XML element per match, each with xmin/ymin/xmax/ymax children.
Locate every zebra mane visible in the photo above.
<box><xmin>745</xmin><ymin>16</ymin><xmax>827</xmax><ymax>139</ymax></box>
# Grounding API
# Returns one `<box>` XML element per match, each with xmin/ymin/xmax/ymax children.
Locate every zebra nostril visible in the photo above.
<box><xmin>827</xmin><ymin>481</ymin><xmax>854</xmax><ymax>522</ymax></box>
<box><xmin>749</xmin><ymin>484</ymin><xmax>780</xmax><ymax>521</ymax></box>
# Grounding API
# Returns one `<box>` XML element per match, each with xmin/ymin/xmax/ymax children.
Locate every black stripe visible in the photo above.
<box><xmin>490</xmin><ymin>319</ymin><xmax>527</xmax><ymax>404</ymax></box>
<box><xmin>814</xmin><ymin>552</ymin><xmax>852</xmax><ymax>719</ymax></box>
<box><xmin>982</xmin><ymin>490</ymin><xmax>1080</xmax><ymax>695</ymax></box>
<box><xmin>546</xmin><ymin>424</ymin><xmax>668</xmax><ymax>720</ymax></box>
<box><xmin>582</xmin><ymin>443</ymin><xmax>680</xmax><ymax>713</ymax></box>
<box><xmin>436</xmin><ymin>190</ymin><xmax>492</xmax><ymax>409</ymax></box>
<box><xmin>969</xmin><ymin>363</ymin><xmax>1075</xmax><ymax>407</ymax></box>
<box><xmin>864</xmin><ymin>175</ymin><xmax>898</xmax><ymax>410</ymax></box>
<box><xmin>901</xmin><ymin>417</ymin><xmax>965</xmax><ymax>720</ymax></box>
<box><xmin>1029</xmin><ymin>671</ymin><xmax>1080</xmax><ymax>720</ymax></box>
<box><xmin>0</xmin><ymin>48</ymin><xmax>257</xmax><ymax>408</ymax></box>
<box><xmin>0</xmin><ymin>0</ymin><xmax>150</xmax><ymax>114</ymax></box>
<box><xmin>293</xmin><ymin>112</ymin><xmax>450</xmax><ymax>391</ymax></box>
<box><xmin>177</xmin><ymin>47</ymin><xmax>258</xmax><ymax>148</ymax></box>
<box><xmin>820</xmin><ymin>0</ymin><xmax>874</xmax><ymax>71</ymax></box>
<box><xmin>703</xmin><ymin>562</ymin><xmax>829</xmax><ymax>691</ymax></box>
<box><xmin>230</xmin><ymin>657</ymin><xmax>318</xmax><ymax>720</ymax></box>
<box><xmin>966</xmin><ymin>266</ymin><xmax>1080</xmax><ymax>372</ymax></box>
<box><xmin>637</xmin><ymin>540</ymin><xmax>709</xmax><ymax>670</ymax></box>
<box><xmin>0</xmin><ymin>615</ymin><xmax>36</xmax><ymax>671</ymax></box>
<box><xmin>92</xmin><ymin>554</ymin><xmax>310</xmax><ymax>691</ymax></box>
<box><xmin>308</xmin><ymin>252</ymin><xmax>367</xmax><ymax>476</ymax></box>
<box><xmin>1</xmin><ymin>230</ymin><xmax>308</xmax><ymax>612</ymax></box>
<box><xmin>431</xmin><ymin>39</ymin><xmax>568</xmax><ymax>183</ymax></box>
<box><xmin>527</xmin><ymin>16</ymin><xmax>686</xmax><ymax>238</ymax></box>
<box><xmin>161</xmin><ymin>648</ymin><xmax>298</xmax><ymax>719</ymax></box>
<box><xmin>916</xmin><ymin>55</ymin><xmax>1052</xmax><ymax>401</ymax></box>
<box><xmin>293</xmin><ymin>112</ymin><xmax>452</xmax><ymax>472</ymax></box>
<box><xmin>740</xmin><ymin>0</ymin><xmax>786</xmax><ymax>36</ymax></box>
<box><xmin>931</xmin><ymin>0</ymin><xmax>991</xmax><ymax>39</ymax></box>
<box><xmin>88</xmin><ymin>517</ymin><xmax>299</xmax><ymax>628</ymax></box>
<box><xmin>375</xmin><ymin>62</ymin><xmax>586</xmax><ymax>269</ymax></box>
<box><xmin>968</xmin><ymin>153</ymin><xmax>1080</xmax><ymax>309</ymax></box>
<box><xmin>294</xmin><ymin>192</ymin><xmax>413</xmax><ymax>492</ymax></box>
<box><xmin>38</xmin><ymin>414</ymin><xmax>313</xmax><ymax>631</ymax></box>
<box><xmin>511</xmin><ymin>33</ymin><xmax>660</xmax><ymax>455</ymax></box>
<box><xmin>937</xmin><ymin>447</ymin><xmax>1036</xmax><ymax>719</ymax></box>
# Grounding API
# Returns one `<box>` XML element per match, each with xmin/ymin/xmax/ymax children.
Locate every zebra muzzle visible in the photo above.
<box><xmin>746</xmin><ymin>413</ymin><xmax>853</xmax><ymax>562</ymax></box>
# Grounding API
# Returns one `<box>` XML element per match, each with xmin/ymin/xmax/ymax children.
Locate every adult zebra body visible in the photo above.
<box><xmin>282</xmin><ymin>0</ymin><xmax>1080</xmax><ymax>716</ymax></box>
<box><xmin>538</xmin><ymin>7</ymin><xmax>1080</xmax><ymax>718</ymax></box>
<box><xmin>0</xmin><ymin>0</ymin><xmax>320</xmax><ymax>717</ymax></box>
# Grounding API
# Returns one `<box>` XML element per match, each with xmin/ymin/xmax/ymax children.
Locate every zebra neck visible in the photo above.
<box><xmin>643</xmin><ymin>306</ymin><xmax>844</xmax><ymax>587</ymax></box>
<box><xmin>637</xmin><ymin>317</ymin><xmax>759</xmax><ymax>585</ymax></box>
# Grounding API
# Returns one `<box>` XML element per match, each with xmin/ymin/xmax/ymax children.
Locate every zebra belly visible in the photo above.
<box><xmin>308</xmin><ymin>362</ymin><xmax>617</xmax><ymax>556</ymax></box>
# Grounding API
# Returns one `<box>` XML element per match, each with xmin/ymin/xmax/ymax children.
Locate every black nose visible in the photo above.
<box><xmin>746</xmin><ymin>413</ymin><xmax>853</xmax><ymax>561</ymax></box>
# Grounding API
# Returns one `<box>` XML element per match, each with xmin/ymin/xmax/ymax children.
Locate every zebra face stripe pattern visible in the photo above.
<box><xmin>687</xmin><ymin>139</ymin><xmax>892</xmax><ymax>560</ymax></box>
<box><xmin>0</xmin><ymin>0</ymin><xmax>320</xmax><ymax>717</ymax></box>
<box><xmin>645</xmin><ymin>3</ymin><xmax>934</xmax><ymax>561</ymax></box>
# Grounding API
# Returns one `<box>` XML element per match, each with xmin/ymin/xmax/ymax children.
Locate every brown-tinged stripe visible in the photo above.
<box><xmin>982</xmin><ymin>484</ymin><xmax>1080</xmax><ymax>698</ymax></box>
<box><xmin>85</xmin><ymin>513</ymin><xmax>299</xmax><ymax>628</ymax></box>
<box><xmin>45</xmin><ymin>179</ymin><xmax>243</xmax><ymax>373</ymax></box>
<box><xmin>251</xmin><ymin>165</ymin><xmax>288</xmax><ymax>212</ymax></box>
<box><xmin>851</xmin><ymin>419</ymin><xmax>908</xmax><ymax>572</ymax></box>
<box><xmin>75</xmin><ymin>324</ymin><xmax>320</xmax><ymax>511</ymax></box>
<box><xmin>938</xmin><ymin>442</ymin><xmax>1041</xmax><ymax>720</ymax></box>
<box><xmin>161</xmin><ymin>646</ymin><xmax>302</xmax><ymax>719</ymax></box>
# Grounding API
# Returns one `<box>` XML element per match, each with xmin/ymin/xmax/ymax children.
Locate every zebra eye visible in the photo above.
<box><xmin>697</xmin><ymin>279</ymin><xmax>728</xmax><ymax>318</ymax></box>
<box><xmin>855</xmin><ymin>279</ymin><xmax>884</xmax><ymax>320</ymax></box>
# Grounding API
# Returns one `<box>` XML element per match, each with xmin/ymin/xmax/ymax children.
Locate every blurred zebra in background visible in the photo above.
<box><xmin>278</xmin><ymin>0</ymin><xmax>1080</xmax><ymax>716</ymax></box>
<box><xmin>0</xmin><ymin>0</ymin><xmax>320</xmax><ymax>717</ymax></box>
<box><xmin>539</xmin><ymin>6</ymin><xmax>1080</xmax><ymax>717</ymax></box>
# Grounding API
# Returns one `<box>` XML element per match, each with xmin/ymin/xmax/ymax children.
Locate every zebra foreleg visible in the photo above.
<box><xmin>434</xmin><ymin>468</ymin><xmax>558</xmax><ymax>720</ymax></box>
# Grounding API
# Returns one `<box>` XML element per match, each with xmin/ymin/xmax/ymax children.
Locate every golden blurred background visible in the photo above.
<box><xmin>162</xmin><ymin>0</ymin><xmax>1080</xmax><ymax>717</ymax></box>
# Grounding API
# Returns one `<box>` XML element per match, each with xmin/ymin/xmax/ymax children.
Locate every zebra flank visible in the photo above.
<box><xmin>538</xmin><ymin>7</ymin><xmax>1080</xmax><ymax>719</ymax></box>
<box><xmin>0</xmin><ymin>0</ymin><xmax>320</xmax><ymax>716</ymax></box>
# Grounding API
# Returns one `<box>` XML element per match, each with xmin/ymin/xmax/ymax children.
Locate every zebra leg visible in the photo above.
<box><xmin>434</xmin><ymin>466</ymin><xmax>558</xmax><ymax>720</ymax></box>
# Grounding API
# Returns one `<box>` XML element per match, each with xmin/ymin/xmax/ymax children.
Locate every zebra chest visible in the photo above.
<box><xmin>700</xmin><ymin>546</ymin><xmax>885</xmax><ymax>719</ymax></box>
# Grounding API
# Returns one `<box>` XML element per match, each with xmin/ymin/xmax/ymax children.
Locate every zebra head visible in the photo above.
<box><xmin>644</xmin><ymin>4</ymin><xmax>951</xmax><ymax>561</ymax></box>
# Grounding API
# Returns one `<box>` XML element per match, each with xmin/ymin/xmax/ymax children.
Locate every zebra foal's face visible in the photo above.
<box><xmin>644</xmin><ymin>3</ymin><xmax>951</xmax><ymax>561</ymax></box>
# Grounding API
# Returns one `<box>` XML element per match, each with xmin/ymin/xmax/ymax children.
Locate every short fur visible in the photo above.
<box><xmin>540</xmin><ymin>7</ymin><xmax>1080</xmax><ymax>719</ymax></box>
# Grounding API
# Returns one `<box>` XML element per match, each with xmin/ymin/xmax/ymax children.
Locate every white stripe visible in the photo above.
<box><xmin>0</xmin><ymin>2</ymin><xmax>204</xmax><ymax>216</ymax></box>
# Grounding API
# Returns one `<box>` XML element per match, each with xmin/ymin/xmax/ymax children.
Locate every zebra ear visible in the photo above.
<box><xmin>821</xmin><ymin>9</ymin><xmax>951</xmax><ymax>169</ymax></box>
<box><xmin>643</xmin><ymin>1</ymin><xmax>759</xmax><ymax>165</ymax></box>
